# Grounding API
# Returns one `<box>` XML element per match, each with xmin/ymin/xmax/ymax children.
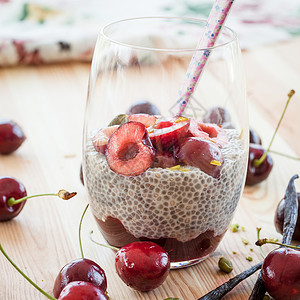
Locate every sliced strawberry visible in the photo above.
<box><xmin>128</xmin><ymin>114</ymin><xmax>157</xmax><ymax>128</ymax></box>
<box><xmin>106</xmin><ymin>121</ymin><xmax>155</xmax><ymax>176</ymax></box>
<box><xmin>93</xmin><ymin>125</ymin><xmax>119</xmax><ymax>154</ymax></box>
<box><xmin>149</xmin><ymin>119</ymin><xmax>190</xmax><ymax>150</ymax></box>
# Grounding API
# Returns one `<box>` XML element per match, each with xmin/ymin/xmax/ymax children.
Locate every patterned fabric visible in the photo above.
<box><xmin>0</xmin><ymin>0</ymin><xmax>300</xmax><ymax>66</ymax></box>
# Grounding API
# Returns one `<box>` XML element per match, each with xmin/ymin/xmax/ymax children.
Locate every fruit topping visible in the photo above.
<box><xmin>126</xmin><ymin>100</ymin><xmax>160</xmax><ymax>115</ymax></box>
<box><xmin>0</xmin><ymin>119</ymin><xmax>26</xmax><ymax>154</ymax></box>
<box><xmin>53</xmin><ymin>258</ymin><xmax>107</xmax><ymax>298</ymax></box>
<box><xmin>177</xmin><ymin>137</ymin><xmax>224</xmax><ymax>178</ymax></box>
<box><xmin>128</xmin><ymin>113</ymin><xmax>157</xmax><ymax>128</ymax></box>
<box><xmin>108</xmin><ymin>114</ymin><xmax>129</xmax><ymax>126</ymax></box>
<box><xmin>92</xmin><ymin>125</ymin><xmax>119</xmax><ymax>154</ymax></box>
<box><xmin>106</xmin><ymin>121</ymin><xmax>155</xmax><ymax>176</ymax></box>
<box><xmin>115</xmin><ymin>241</ymin><xmax>170</xmax><ymax>292</ymax></box>
<box><xmin>246</xmin><ymin>143</ymin><xmax>273</xmax><ymax>186</ymax></box>
<box><xmin>149</xmin><ymin>118</ymin><xmax>190</xmax><ymax>150</ymax></box>
<box><xmin>151</xmin><ymin>150</ymin><xmax>178</xmax><ymax>168</ymax></box>
<box><xmin>202</xmin><ymin>106</ymin><xmax>231</xmax><ymax>126</ymax></box>
<box><xmin>188</xmin><ymin>119</ymin><xmax>228</xmax><ymax>147</ymax></box>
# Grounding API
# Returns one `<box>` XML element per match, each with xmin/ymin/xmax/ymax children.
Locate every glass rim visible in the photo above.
<box><xmin>100</xmin><ymin>16</ymin><xmax>238</xmax><ymax>52</ymax></box>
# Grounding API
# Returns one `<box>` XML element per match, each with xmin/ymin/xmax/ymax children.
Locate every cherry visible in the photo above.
<box><xmin>261</xmin><ymin>247</ymin><xmax>300</xmax><ymax>300</ymax></box>
<box><xmin>0</xmin><ymin>176</ymin><xmax>76</xmax><ymax>222</ymax></box>
<box><xmin>274</xmin><ymin>193</ymin><xmax>300</xmax><ymax>242</ymax></box>
<box><xmin>106</xmin><ymin>121</ymin><xmax>155</xmax><ymax>176</ymax></box>
<box><xmin>90</xmin><ymin>234</ymin><xmax>170</xmax><ymax>292</ymax></box>
<box><xmin>0</xmin><ymin>176</ymin><xmax>27</xmax><ymax>221</ymax></box>
<box><xmin>202</xmin><ymin>106</ymin><xmax>231</xmax><ymax>126</ymax></box>
<box><xmin>177</xmin><ymin>137</ymin><xmax>224</xmax><ymax>178</ymax></box>
<box><xmin>80</xmin><ymin>164</ymin><xmax>84</xmax><ymax>185</ymax></box>
<box><xmin>126</xmin><ymin>100</ymin><xmax>160</xmax><ymax>115</ymax></box>
<box><xmin>0</xmin><ymin>242</ymin><xmax>108</xmax><ymax>300</ymax></box>
<box><xmin>58</xmin><ymin>281</ymin><xmax>108</xmax><ymax>300</ymax></box>
<box><xmin>128</xmin><ymin>113</ymin><xmax>158</xmax><ymax>128</ymax></box>
<box><xmin>246</xmin><ymin>143</ymin><xmax>273</xmax><ymax>186</ymax></box>
<box><xmin>151</xmin><ymin>149</ymin><xmax>178</xmax><ymax>168</ymax></box>
<box><xmin>92</xmin><ymin>125</ymin><xmax>119</xmax><ymax>154</ymax></box>
<box><xmin>246</xmin><ymin>90</ymin><xmax>295</xmax><ymax>186</ymax></box>
<box><xmin>249</xmin><ymin>128</ymin><xmax>262</xmax><ymax>145</ymax></box>
<box><xmin>0</xmin><ymin>119</ymin><xmax>26</xmax><ymax>154</ymax></box>
<box><xmin>115</xmin><ymin>241</ymin><xmax>170</xmax><ymax>291</ymax></box>
<box><xmin>148</xmin><ymin>118</ymin><xmax>190</xmax><ymax>150</ymax></box>
<box><xmin>53</xmin><ymin>259</ymin><xmax>107</xmax><ymax>298</ymax></box>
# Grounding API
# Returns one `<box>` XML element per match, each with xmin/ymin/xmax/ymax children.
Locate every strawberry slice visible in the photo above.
<box><xmin>106</xmin><ymin>121</ymin><xmax>155</xmax><ymax>176</ymax></box>
<box><xmin>149</xmin><ymin>119</ymin><xmax>190</xmax><ymax>150</ymax></box>
<box><xmin>92</xmin><ymin>125</ymin><xmax>119</xmax><ymax>154</ymax></box>
<box><xmin>128</xmin><ymin>114</ymin><xmax>157</xmax><ymax>128</ymax></box>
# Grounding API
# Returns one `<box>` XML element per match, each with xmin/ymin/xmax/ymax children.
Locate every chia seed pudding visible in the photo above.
<box><xmin>84</xmin><ymin>127</ymin><xmax>247</xmax><ymax>265</ymax></box>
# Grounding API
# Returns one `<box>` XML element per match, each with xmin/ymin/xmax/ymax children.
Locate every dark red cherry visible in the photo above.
<box><xmin>274</xmin><ymin>193</ymin><xmax>300</xmax><ymax>242</ymax></box>
<box><xmin>151</xmin><ymin>149</ymin><xmax>178</xmax><ymax>168</ymax></box>
<box><xmin>126</xmin><ymin>100</ymin><xmax>160</xmax><ymax>115</ymax></box>
<box><xmin>53</xmin><ymin>258</ymin><xmax>107</xmax><ymax>298</ymax></box>
<box><xmin>80</xmin><ymin>164</ymin><xmax>84</xmax><ymax>185</ymax></box>
<box><xmin>245</xmin><ymin>143</ymin><xmax>273</xmax><ymax>186</ymax></box>
<box><xmin>202</xmin><ymin>106</ymin><xmax>231</xmax><ymax>126</ymax></box>
<box><xmin>115</xmin><ymin>241</ymin><xmax>170</xmax><ymax>291</ymax></box>
<box><xmin>0</xmin><ymin>119</ymin><xmax>26</xmax><ymax>154</ymax></box>
<box><xmin>177</xmin><ymin>137</ymin><xmax>224</xmax><ymax>178</ymax></box>
<box><xmin>0</xmin><ymin>176</ymin><xmax>27</xmax><ymax>221</ymax></box>
<box><xmin>58</xmin><ymin>281</ymin><xmax>108</xmax><ymax>300</ymax></box>
<box><xmin>249</xmin><ymin>128</ymin><xmax>262</xmax><ymax>145</ymax></box>
<box><xmin>261</xmin><ymin>247</ymin><xmax>300</xmax><ymax>300</ymax></box>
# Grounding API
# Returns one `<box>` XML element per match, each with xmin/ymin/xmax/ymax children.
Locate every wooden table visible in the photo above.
<box><xmin>1</xmin><ymin>37</ymin><xmax>300</xmax><ymax>300</ymax></box>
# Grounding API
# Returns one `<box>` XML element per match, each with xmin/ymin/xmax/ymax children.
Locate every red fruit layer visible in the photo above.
<box><xmin>128</xmin><ymin>114</ymin><xmax>157</xmax><ymax>128</ymax></box>
<box><xmin>94</xmin><ymin>215</ymin><xmax>225</xmax><ymax>263</ymax></box>
<box><xmin>105</xmin><ymin>122</ymin><xmax>155</xmax><ymax>176</ymax></box>
<box><xmin>149</xmin><ymin>120</ymin><xmax>190</xmax><ymax>150</ymax></box>
<box><xmin>92</xmin><ymin>125</ymin><xmax>119</xmax><ymax>154</ymax></box>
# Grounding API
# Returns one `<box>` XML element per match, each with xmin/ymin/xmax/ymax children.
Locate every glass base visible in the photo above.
<box><xmin>170</xmin><ymin>253</ymin><xmax>210</xmax><ymax>269</ymax></box>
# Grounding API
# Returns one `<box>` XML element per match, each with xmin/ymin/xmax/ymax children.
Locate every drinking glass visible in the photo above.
<box><xmin>83</xmin><ymin>17</ymin><xmax>248</xmax><ymax>268</ymax></box>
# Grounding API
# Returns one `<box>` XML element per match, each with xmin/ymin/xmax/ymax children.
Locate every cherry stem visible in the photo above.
<box><xmin>256</xmin><ymin>238</ymin><xmax>300</xmax><ymax>250</ymax></box>
<box><xmin>256</xmin><ymin>228</ymin><xmax>266</xmax><ymax>259</ymax></box>
<box><xmin>7</xmin><ymin>190</ymin><xmax>77</xmax><ymax>206</ymax></box>
<box><xmin>89</xmin><ymin>230</ymin><xmax>119</xmax><ymax>251</ymax></box>
<box><xmin>0</xmin><ymin>243</ymin><xmax>56</xmax><ymax>300</ymax></box>
<box><xmin>269</xmin><ymin>150</ymin><xmax>300</xmax><ymax>161</ymax></box>
<box><xmin>79</xmin><ymin>204</ymin><xmax>89</xmax><ymax>259</ymax></box>
<box><xmin>254</xmin><ymin>89</ymin><xmax>295</xmax><ymax>167</ymax></box>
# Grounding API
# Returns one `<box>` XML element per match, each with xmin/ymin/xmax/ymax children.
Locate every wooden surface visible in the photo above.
<box><xmin>1</xmin><ymin>37</ymin><xmax>300</xmax><ymax>300</ymax></box>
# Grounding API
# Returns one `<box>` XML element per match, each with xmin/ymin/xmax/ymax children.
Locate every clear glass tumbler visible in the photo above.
<box><xmin>83</xmin><ymin>17</ymin><xmax>248</xmax><ymax>268</ymax></box>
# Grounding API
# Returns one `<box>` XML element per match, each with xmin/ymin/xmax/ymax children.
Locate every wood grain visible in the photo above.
<box><xmin>1</xmin><ymin>37</ymin><xmax>300</xmax><ymax>300</ymax></box>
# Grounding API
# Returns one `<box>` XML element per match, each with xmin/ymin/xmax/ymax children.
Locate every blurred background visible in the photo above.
<box><xmin>1</xmin><ymin>0</ymin><xmax>300</xmax><ymax>66</ymax></box>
